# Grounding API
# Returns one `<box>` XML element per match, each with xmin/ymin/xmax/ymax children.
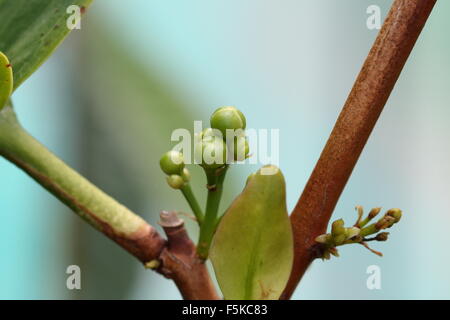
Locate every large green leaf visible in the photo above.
<box><xmin>0</xmin><ymin>0</ymin><xmax>93</xmax><ymax>90</ymax></box>
<box><xmin>210</xmin><ymin>165</ymin><xmax>294</xmax><ymax>300</ymax></box>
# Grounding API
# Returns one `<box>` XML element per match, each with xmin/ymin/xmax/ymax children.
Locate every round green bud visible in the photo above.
<box><xmin>199</xmin><ymin>127</ymin><xmax>223</xmax><ymax>139</ymax></box>
<box><xmin>181</xmin><ymin>167</ymin><xmax>191</xmax><ymax>182</ymax></box>
<box><xmin>160</xmin><ymin>151</ymin><xmax>185</xmax><ymax>175</ymax></box>
<box><xmin>210</xmin><ymin>106</ymin><xmax>246</xmax><ymax>137</ymax></box>
<box><xmin>199</xmin><ymin>135</ymin><xmax>228</xmax><ymax>170</ymax></box>
<box><xmin>232</xmin><ymin>137</ymin><xmax>250</xmax><ymax>162</ymax></box>
<box><xmin>166</xmin><ymin>174</ymin><xmax>184</xmax><ymax>189</ymax></box>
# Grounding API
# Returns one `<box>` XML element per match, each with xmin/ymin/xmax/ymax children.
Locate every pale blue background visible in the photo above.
<box><xmin>1</xmin><ymin>0</ymin><xmax>449</xmax><ymax>299</ymax></box>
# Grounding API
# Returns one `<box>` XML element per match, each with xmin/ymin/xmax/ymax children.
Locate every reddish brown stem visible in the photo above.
<box><xmin>281</xmin><ymin>0</ymin><xmax>436</xmax><ymax>299</ymax></box>
<box><xmin>157</xmin><ymin>211</ymin><xmax>220</xmax><ymax>300</ymax></box>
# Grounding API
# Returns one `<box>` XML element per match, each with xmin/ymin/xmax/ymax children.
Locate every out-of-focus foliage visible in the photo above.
<box><xmin>68</xmin><ymin>19</ymin><xmax>204</xmax><ymax>298</ymax></box>
<box><xmin>0</xmin><ymin>0</ymin><xmax>93</xmax><ymax>90</ymax></box>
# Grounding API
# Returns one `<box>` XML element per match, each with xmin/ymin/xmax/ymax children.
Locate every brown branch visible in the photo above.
<box><xmin>281</xmin><ymin>0</ymin><xmax>437</xmax><ymax>299</ymax></box>
<box><xmin>157</xmin><ymin>211</ymin><xmax>220</xmax><ymax>300</ymax></box>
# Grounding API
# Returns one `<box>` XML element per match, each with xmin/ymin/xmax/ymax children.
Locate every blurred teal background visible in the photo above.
<box><xmin>1</xmin><ymin>0</ymin><xmax>449</xmax><ymax>299</ymax></box>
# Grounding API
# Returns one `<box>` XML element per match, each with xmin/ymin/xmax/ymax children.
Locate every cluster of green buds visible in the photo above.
<box><xmin>160</xmin><ymin>106</ymin><xmax>249</xmax><ymax>259</ymax></box>
<box><xmin>315</xmin><ymin>206</ymin><xmax>403</xmax><ymax>260</ymax></box>
<box><xmin>196</xmin><ymin>106</ymin><xmax>250</xmax><ymax>171</ymax></box>
<box><xmin>159</xmin><ymin>150</ymin><xmax>190</xmax><ymax>189</ymax></box>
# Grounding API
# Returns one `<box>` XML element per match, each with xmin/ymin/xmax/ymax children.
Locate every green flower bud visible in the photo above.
<box><xmin>199</xmin><ymin>134</ymin><xmax>228</xmax><ymax>170</ymax></box>
<box><xmin>199</xmin><ymin>127</ymin><xmax>223</xmax><ymax>139</ymax></box>
<box><xmin>331</xmin><ymin>219</ymin><xmax>346</xmax><ymax>237</ymax></box>
<box><xmin>0</xmin><ymin>52</ymin><xmax>13</xmax><ymax>111</ymax></box>
<box><xmin>181</xmin><ymin>167</ymin><xmax>191</xmax><ymax>182</ymax></box>
<box><xmin>160</xmin><ymin>151</ymin><xmax>185</xmax><ymax>175</ymax></box>
<box><xmin>210</xmin><ymin>106</ymin><xmax>246</xmax><ymax>138</ymax></box>
<box><xmin>232</xmin><ymin>136</ymin><xmax>250</xmax><ymax>161</ymax></box>
<box><xmin>166</xmin><ymin>174</ymin><xmax>184</xmax><ymax>189</ymax></box>
<box><xmin>386</xmin><ymin>208</ymin><xmax>402</xmax><ymax>223</ymax></box>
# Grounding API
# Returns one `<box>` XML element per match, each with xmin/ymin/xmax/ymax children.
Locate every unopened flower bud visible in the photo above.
<box><xmin>386</xmin><ymin>208</ymin><xmax>402</xmax><ymax>223</ymax></box>
<box><xmin>368</xmin><ymin>207</ymin><xmax>382</xmax><ymax>219</ymax></box>
<box><xmin>0</xmin><ymin>52</ymin><xmax>13</xmax><ymax>111</ymax></box>
<box><xmin>331</xmin><ymin>219</ymin><xmax>346</xmax><ymax>237</ymax></box>
<box><xmin>166</xmin><ymin>174</ymin><xmax>184</xmax><ymax>189</ymax></box>
<box><xmin>181</xmin><ymin>167</ymin><xmax>191</xmax><ymax>182</ymax></box>
<box><xmin>210</xmin><ymin>106</ymin><xmax>246</xmax><ymax>138</ymax></box>
<box><xmin>160</xmin><ymin>151</ymin><xmax>185</xmax><ymax>175</ymax></box>
<box><xmin>375</xmin><ymin>232</ymin><xmax>389</xmax><ymax>241</ymax></box>
<box><xmin>232</xmin><ymin>136</ymin><xmax>250</xmax><ymax>161</ymax></box>
<box><xmin>199</xmin><ymin>134</ymin><xmax>228</xmax><ymax>170</ymax></box>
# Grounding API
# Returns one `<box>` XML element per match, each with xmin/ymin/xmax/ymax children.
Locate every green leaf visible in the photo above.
<box><xmin>0</xmin><ymin>52</ymin><xmax>13</xmax><ymax>110</ymax></box>
<box><xmin>210</xmin><ymin>165</ymin><xmax>294</xmax><ymax>300</ymax></box>
<box><xmin>0</xmin><ymin>0</ymin><xmax>93</xmax><ymax>90</ymax></box>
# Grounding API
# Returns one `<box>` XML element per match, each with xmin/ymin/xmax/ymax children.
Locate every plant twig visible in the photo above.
<box><xmin>281</xmin><ymin>0</ymin><xmax>436</xmax><ymax>299</ymax></box>
<box><xmin>158</xmin><ymin>211</ymin><xmax>220</xmax><ymax>300</ymax></box>
<box><xmin>0</xmin><ymin>104</ymin><xmax>218</xmax><ymax>300</ymax></box>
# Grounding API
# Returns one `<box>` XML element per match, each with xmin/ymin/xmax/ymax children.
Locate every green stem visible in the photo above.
<box><xmin>197</xmin><ymin>167</ymin><xmax>228</xmax><ymax>259</ymax></box>
<box><xmin>0</xmin><ymin>105</ymin><xmax>162</xmax><ymax>258</ymax></box>
<box><xmin>181</xmin><ymin>183</ymin><xmax>204</xmax><ymax>225</ymax></box>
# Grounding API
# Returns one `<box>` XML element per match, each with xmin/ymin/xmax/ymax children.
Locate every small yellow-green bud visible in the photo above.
<box><xmin>181</xmin><ymin>167</ymin><xmax>191</xmax><ymax>182</ymax></box>
<box><xmin>0</xmin><ymin>52</ymin><xmax>13</xmax><ymax>111</ymax></box>
<box><xmin>386</xmin><ymin>208</ymin><xmax>402</xmax><ymax>223</ymax></box>
<box><xmin>210</xmin><ymin>106</ymin><xmax>246</xmax><ymax>138</ymax></box>
<box><xmin>160</xmin><ymin>151</ymin><xmax>185</xmax><ymax>175</ymax></box>
<box><xmin>331</xmin><ymin>219</ymin><xmax>346</xmax><ymax>237</ymax></box>
<box><xmin>166</xmin><ymin>174</ymin><xmax>184</xmax><ymax>189</ymax></box>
